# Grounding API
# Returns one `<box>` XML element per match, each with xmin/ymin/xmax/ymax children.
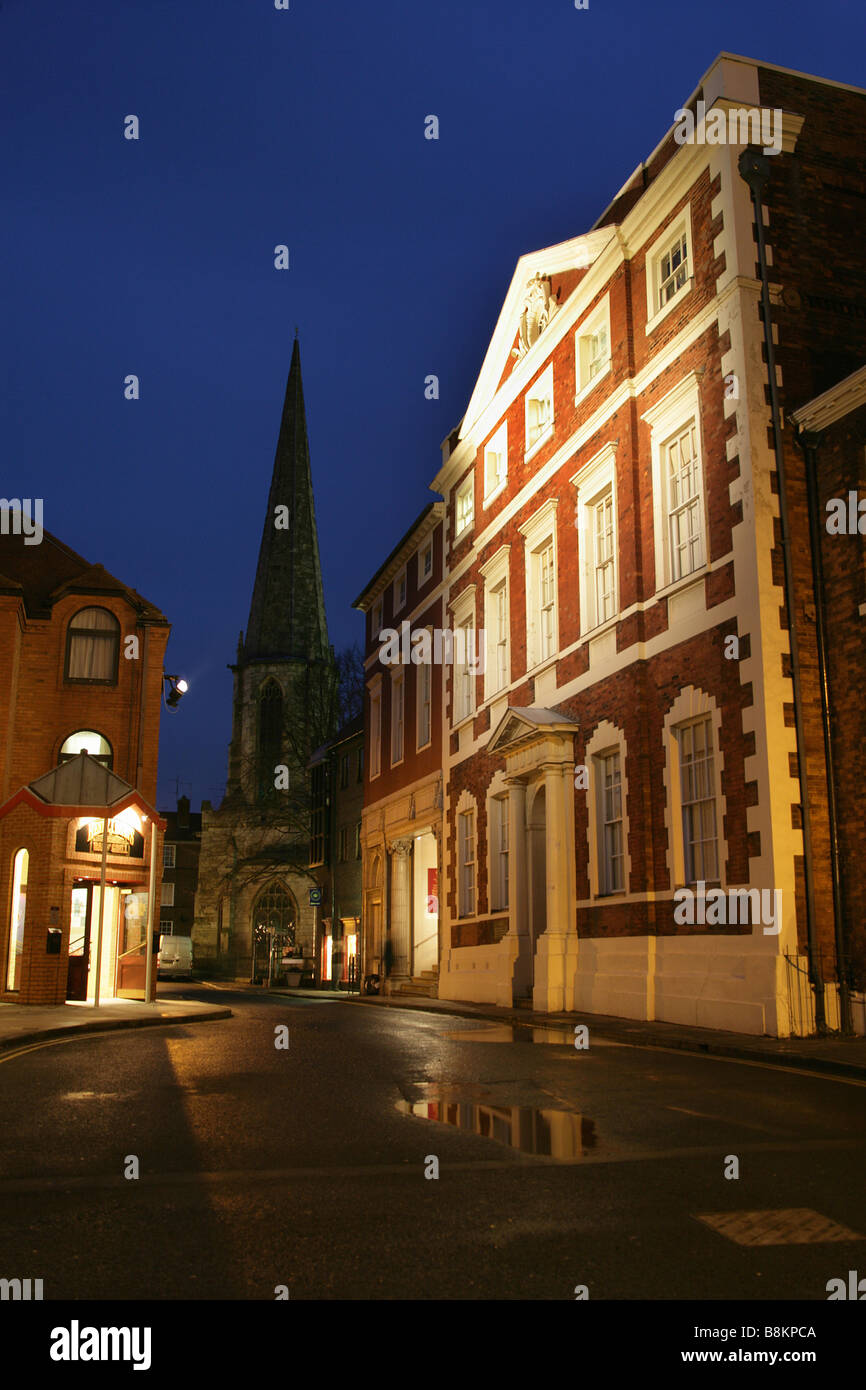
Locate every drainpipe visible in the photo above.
<box><xmin>791</xmin><ymin>428</ymin><xmax>851</xmax><ymax>1033</ymax></box>
<box><xmin>738</xmin><ymin>150</ymin><xmax>826</xmax><ymax>1031</ymax></box>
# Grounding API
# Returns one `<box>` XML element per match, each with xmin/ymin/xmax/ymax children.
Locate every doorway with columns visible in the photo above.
<box><xmin>488</xmin><ymin>708</ymin><xmax>581</xmax><ymax>1011</ymax></box>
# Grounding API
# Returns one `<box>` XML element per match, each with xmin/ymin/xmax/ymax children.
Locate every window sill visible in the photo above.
<box><xmin>645</xmin><ymin>278</ymin><xmax>694</xmax><ymax>336</ymax></box>
<box><xmin>574</xmin><ymin>360</ymin><xmax>611</xmax><ymax>407</ymax></box>
<box><xmin>483</xmin><ymin>479</ymin><xmax>508</xmax><ymax>509</ymax></box>
<box><xmin>656</xmin><ymin>569</ymin><xmax>706</xmax><ymax>605</ymax></box>
<box><xmin>581</xmin><ymin>611</ymin><xmax>619</xmax><ymax>643</ymax></box>
<box><xmin>524</xmin><ymin>423</ymin><xmax>555</xmax><ymax>464</ymax></box>
<box><xmin>453</xmin><ymin>522</ymin><xmax>474</xmax><ymax>544</ymax></box>
<box><xmin>524</xmin><ymin>653</ymin><xmax>558</xmax><ymax>681</ymax></box>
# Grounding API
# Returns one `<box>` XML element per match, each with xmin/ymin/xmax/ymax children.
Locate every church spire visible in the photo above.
<box><xmin>243</xmin><ymin>338</ymin><xmax>330</xmax><ymax>663</ymax></box>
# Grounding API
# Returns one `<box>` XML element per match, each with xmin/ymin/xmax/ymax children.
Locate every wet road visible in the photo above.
<box><xmin>1</xmin><ymin>984</ymin><xmax>864</xmax><ymax>1300</ymax></box>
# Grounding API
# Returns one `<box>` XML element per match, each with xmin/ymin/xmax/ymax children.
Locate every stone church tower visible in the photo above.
<box><xmin>193</xmin><ymin>338</ymin><xmax>334</xmax><ymax>978</ymax></box>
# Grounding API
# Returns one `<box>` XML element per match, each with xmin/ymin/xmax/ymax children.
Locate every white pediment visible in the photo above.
<box><xmin>461</xmin><ymin>228</ymin><xmax>618</xmax><ymax>438</ymax></box>
<box><xmin>488</xmin><ymin>706</ymin><xmax>580</xmax><ymax>755</ymax></box>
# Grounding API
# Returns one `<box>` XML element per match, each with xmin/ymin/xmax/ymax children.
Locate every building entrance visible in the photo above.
<box><xmin>66</xmin><ymin>882</ymin><xmax>150</xmax><ymax>1002</ymax></box>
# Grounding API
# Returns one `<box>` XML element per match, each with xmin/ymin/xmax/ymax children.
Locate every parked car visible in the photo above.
<box><xmin>158</xmin><ymin>934</ymin><xmax>193</xmax><ymax>980</ymax></box>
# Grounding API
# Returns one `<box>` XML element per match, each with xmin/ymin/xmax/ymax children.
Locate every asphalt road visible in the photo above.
<box><xmin>1</xmin><ymin>983</ymin><xmax>864</xmax><ymax>1300</ymax></box>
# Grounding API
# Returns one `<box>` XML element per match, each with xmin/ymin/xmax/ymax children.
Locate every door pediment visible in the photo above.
<box><xmin>487</xmin><ymin>706</ymin><xmax>579</xmax><ymax>773</ymax></box>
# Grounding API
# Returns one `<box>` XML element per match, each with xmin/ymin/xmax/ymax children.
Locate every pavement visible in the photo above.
<box><xmin>283</xmin><ymin>986</ymin><xmax>866</xmax><ymax>1082</ymax></box>
<box><xmin>3</xmin><ymin>978</ymin><xmax>865</xmax><ymax>1081</ymax></box>
<box><xmin>0</xmin><ymin>995</ymin><xmax>231</xmax><ymax>1052</ymax></box>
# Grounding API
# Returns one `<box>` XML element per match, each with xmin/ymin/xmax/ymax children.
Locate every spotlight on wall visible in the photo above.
<box><xmin>163</xmin><ymin>674</ymin><xmax>189</xmax><ymax>711</ymax></box>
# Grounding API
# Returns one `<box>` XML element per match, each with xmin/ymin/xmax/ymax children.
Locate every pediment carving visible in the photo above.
<box><xmin>512</xmin><ymin>274</ymin><xmax>559</xmax><ymax>358</ymax></box>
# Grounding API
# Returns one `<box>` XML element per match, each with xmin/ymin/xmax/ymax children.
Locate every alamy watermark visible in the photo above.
<box><xmin>674</xmin><ymin>881</ymin><xmax>781</xmax><ymax>935</ymax></box>
<box><xmin>673</xmin><ymin>101</ymin><xmax>782</xmax><ymax>157</ymax></box>
<box><xmin>0</xmin><ymin>498</ymin><xmax>43</xmax><ymax>546</ymax></box>
<box><xmin>377</xmin><ymin>620</ymin><xmax>486</xmax><ymax>673</ymax></box>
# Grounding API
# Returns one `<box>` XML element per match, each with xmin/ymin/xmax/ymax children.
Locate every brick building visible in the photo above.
<box><xmin>159</xmin><ymin>795</ymin><xmax>202</xmax><ymax>939</ymax></box>
<box><xmin>354</xmin><ymin>504</ymin><xmax>446</xmax><ymax>995</ymax></box>
<box><xmin>309</xmin><ymin>715</ymin><xmax>364</xmax><ymax>987</ymax></box>
<box><xmin>0</xmin><ymin>525</ymin><xmax>170</xmax><ymax>1004</ymax></box>
<box><xmin>359</xmin><ymin>53</ymin><xmax>866</xmax><ymax>1035</ymax></box>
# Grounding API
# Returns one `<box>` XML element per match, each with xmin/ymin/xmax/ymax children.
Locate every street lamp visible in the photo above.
<box><xmin>163</xmin><ymin>674</ymin><xmax>189</xmax><ymax>710</ymax></box>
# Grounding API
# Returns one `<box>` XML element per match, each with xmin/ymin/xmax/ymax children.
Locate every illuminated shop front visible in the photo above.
<box><xmin>0</xmin><ymin>751</ymin><xmax>164</xmax><ymax>1007</ymax></box>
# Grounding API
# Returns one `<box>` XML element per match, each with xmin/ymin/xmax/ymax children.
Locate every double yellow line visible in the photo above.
<box><xmin>0</xmin><ymin>1034</ymin><xmax>98</xmax><ymax>1066</ymax></box>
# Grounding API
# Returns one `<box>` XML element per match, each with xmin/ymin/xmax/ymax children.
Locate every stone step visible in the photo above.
<box><xmin>392</xmin><ymin>978</ymin><xmax>439</xmax><ymax>998</ymax></box>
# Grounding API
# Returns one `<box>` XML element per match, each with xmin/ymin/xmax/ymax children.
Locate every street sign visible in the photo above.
<box><xmin>309</xmin><ymin>888</ymin><xmax>322</xmax><ymax>906</ymax></box>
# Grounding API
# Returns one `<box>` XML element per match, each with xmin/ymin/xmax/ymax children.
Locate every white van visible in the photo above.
<box><xmin>158</xmin><ymin>934</ymin><xmax>193</xmax><ymax>980</ymax></box>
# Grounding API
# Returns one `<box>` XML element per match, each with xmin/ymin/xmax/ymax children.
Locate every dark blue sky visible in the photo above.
<box><xmin>3</xmin><ymin>1</ymin><xmax>862</xmax><ymax>810</ymax></box>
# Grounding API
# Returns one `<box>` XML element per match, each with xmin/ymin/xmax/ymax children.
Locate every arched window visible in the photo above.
<box><xmin>59</xmin><ymin>731</ymin><xmax>113</xmax><ymax>768</ymax></box>
<box><xmin>6</xmin><ymin>849</ymin><xmax>28</xmax><ymax>991</ymax></box>
<box><xmin>257</xmin><ymin>680</ymin><xmax>283</xmax><ymax>797</ymax></box>
<box><xmin>252</xmin><ymin>881</ymin><xmax>296</xmax><ymax>948</ymax></box>
<box><xmin>65</xmin><ymin>607</ymin><xmax>120</xmax><ymax>684</ymax></box>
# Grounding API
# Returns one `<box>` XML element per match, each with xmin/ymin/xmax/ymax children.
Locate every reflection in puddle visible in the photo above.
<box><xmin>443</xmin><ymin>1024</ymin><xmax>626</xmax><ymax>1047</ymax></box>
<box><xmin>397</xmin><ymin>1098</ymin><xmax>597</xmax><ymax>1159</ymax></box>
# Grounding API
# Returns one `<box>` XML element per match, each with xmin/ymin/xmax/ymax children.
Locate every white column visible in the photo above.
<box><xmin>389</xmin><ymin>839</ymin><xmax>413</xmax><ymax>978</ymax></box>
<box><xmin>504</xmin><ymin>778</ymin><xmax>532</xmax><ymax>1003</ymax></box>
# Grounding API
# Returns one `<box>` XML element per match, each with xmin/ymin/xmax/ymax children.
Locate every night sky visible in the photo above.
<box><xmin>3</xmin><ymin>1</ymin><xmax>862</xmax><ymax>811</ymax></box>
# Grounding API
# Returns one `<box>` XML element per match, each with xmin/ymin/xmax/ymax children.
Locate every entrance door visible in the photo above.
<box><xmin>115</xmin><ymin>890</ymin><xmax>149</xmax><ymax>998</ymax></box>
<box><xmin>66</xmin><ymin>884</ymin><xmax>92</xmax><ymax>1001</ymax></box>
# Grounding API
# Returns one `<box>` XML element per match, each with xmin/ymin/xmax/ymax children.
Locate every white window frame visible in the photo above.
<box><xmin>160</xmin><ymin>881</ymin><xmax>175</xmax><ymax>907</ymax></box>
<box><xmin>481</xmin><ymin>545</ymin><xmax>511</xmax><ymax>702</ymax></box>
<box><xmin>483</xmin><ymin>422</ymin><xmax>508</xmax><ymax>506</ymax></box>
<box><xmin>585</xmin><ymin>720</ymin><xmax>632</xmax><ymax>900</ymax></box>
<box><xmin>524</xmin><ymin>363</ymin><xmax>554</xmax><ymax>461</ymax></box>
<box><xmin>645</xmin><ymin>204</ymin><xmax>694</xmax><ymax>334</ymax></box>
<box><xmin>575</xmin><ymin>296</ymin><xmax>611</xmax><ymax>402</ymax></box>
<box><xmin>595</xmin><ymin>749</ymin><xmax>625</xmax><ymax>895</ymax></box>
<box><xmin>643</xmin><ymin>373</ymin><xmax>707</xmax><ymax>596</ymax></box>
<box><xmin>368</xmin><ymin>675</ymin><xmax>383</xmax><ymax>780</ymax></box>
<box><xmin>416</xmin><ymin>635</ymin><xmax>432</xmax><ymax>751</ymax></box>
<box><xmin>662</xmin><ymin>687</ymin><xmax>727</xmax><ymax>892</ymax></box>
<box><xmin>419</xmin><ymin>538</ymin><xmax>433</xmax><ymax>581</ymax></box>
<box><xmin>572</xmin><ymin>443</ymin><xmax>619</xmax><ymax>634</ymax></box>
<box><xmin>390</xmin><ymin>670</ymin><xmax>405</xmax><ymax>767</ymax></box>
<box><xmin>457</xmin><ymin>804</ymin><xmax>477</xmax><ymax>919</ymax></box>
<box><xmin>372</xmin><ymin>598</ymin><xmax>383</xmax><ymax>640</ymax></box>
<box><xmin>163</xmin><ymin>843</ymin><xmax>176</xmax><ymax>869</ymax></box>
<box><xmin>519</xmin><ymin>498</ymin><xmax>559</xmax><ymax>673</ymax></box>
<box><xmin>449</xmin><ymin>587</ymin><xmax>477</xmax><ymax>727</ymax></box>
<box><xmin>676</xmin><ymin>716</ymin><xmax>719</xmax><ymax>885</ymax></box>
<box><xmin>489</xmin><ymin>792</ymin><xmax>509</xmax><ymax>912</ymax></box>
<box><xmin>455</xmin><ymin>474</ymin><xmax>474</xmax><ymax>539</ymax></box>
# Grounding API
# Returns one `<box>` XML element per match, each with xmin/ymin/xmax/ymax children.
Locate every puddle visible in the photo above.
<box><xmin>396</xmin><ymin>1097</ymin><xmax>597</xmax><ymax>1159</ymax></box>
<box><xmin>443</xmin><ymin>1024</ymin><xmax>627</xmax><ymax>1047</ymax></box>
